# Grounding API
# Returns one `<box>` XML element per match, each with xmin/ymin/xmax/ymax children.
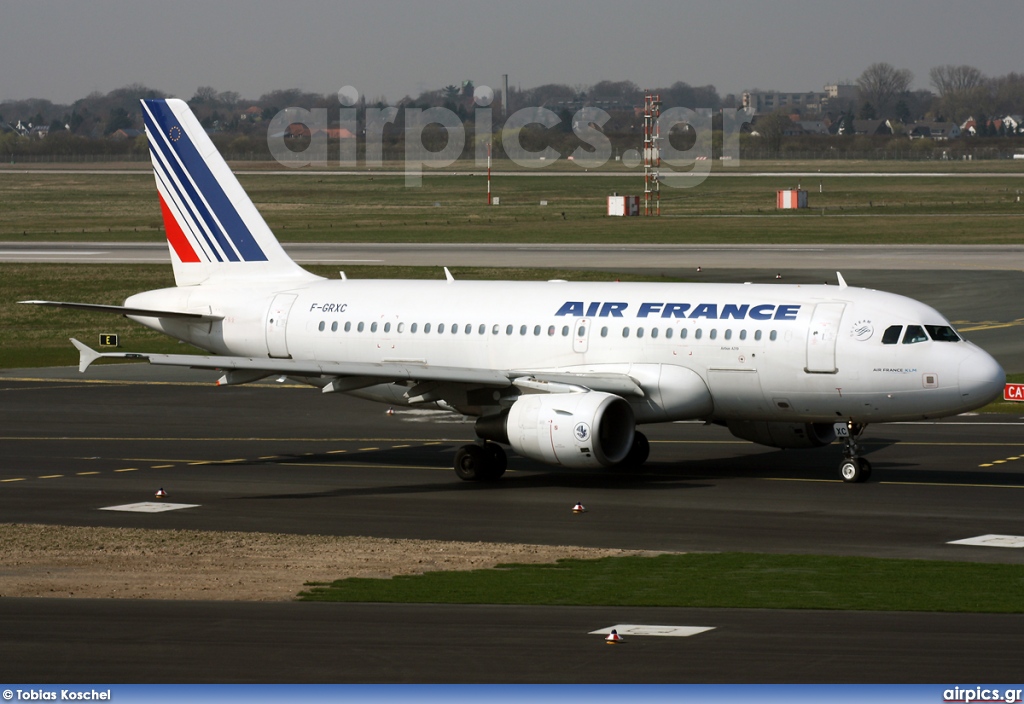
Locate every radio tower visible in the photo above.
<box><xmin>643</xmin><ymin>92</ymin><xmax>661</xmax><ymax>216</ymax></box>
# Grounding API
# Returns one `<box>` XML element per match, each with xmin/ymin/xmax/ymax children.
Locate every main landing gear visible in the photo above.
<box><xmin>454</xmin><ymin>441</ymin><xmax>507</xmax><ymax>482</ymax></box>
<box><xmin>838</xmin><ymin>421</ymin><xmax>871</xmax><ymax>483</ymax></box>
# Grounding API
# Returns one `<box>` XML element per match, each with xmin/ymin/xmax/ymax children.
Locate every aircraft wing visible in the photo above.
<box><xmin>21</xmin><ymin>300</ymin><xmax>223</xmax><ymax>322</ymax></box>
<box><xmin>69</xmin><ymin>339</ymin><xmax>643</xmax><ymax>397</ymax></box>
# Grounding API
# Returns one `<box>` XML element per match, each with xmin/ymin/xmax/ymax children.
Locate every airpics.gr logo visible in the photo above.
<box><xmin>574</xmin><ymin>422</ymin><xmax>591</xmax><ymax>443</ymax></box>
<box><xmin>850</xmin><ymin>320</ymin><xmax>874</xmax><ymax>341</ymax></box>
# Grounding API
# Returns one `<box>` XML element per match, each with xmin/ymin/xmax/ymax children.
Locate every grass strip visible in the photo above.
<box><xmin>299</xmin><ymin>552</ymin><xmax>1024</xmax><ymax>613</ymax></box>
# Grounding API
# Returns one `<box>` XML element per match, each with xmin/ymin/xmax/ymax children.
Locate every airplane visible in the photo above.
<box><xmin>21</xmin><ymin>98</ymin><xmax>1006</xmax><ymax>484</ymax></box>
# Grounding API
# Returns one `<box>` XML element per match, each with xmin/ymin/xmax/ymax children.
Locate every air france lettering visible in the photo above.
<box><xmin>554</xmin><ymin>301</ymin><xmax>801</xmax><ymax>320</ymax></box>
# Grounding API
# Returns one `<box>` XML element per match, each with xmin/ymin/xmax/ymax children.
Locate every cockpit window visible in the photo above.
<box><xmin>925</xmin><ymin>325</ymin><xmax>961</xmax><ymax>342</ymax></box>
<box><xmin>881</xmin><ymin>325</ymin><xmax>903</xmax><ymax>345</ymax></box>
<box><xmin>902</xmin><ymin>325</ymin><xmax>929</xmax><ymax>344</ymax></box>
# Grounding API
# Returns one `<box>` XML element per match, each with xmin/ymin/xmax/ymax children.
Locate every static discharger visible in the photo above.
<box><xmin>572</xmin><ymin>502</ymin><xmax>586</xmax><ymax>514</ymax></box>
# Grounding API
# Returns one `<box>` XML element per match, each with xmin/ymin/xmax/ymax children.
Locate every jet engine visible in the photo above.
<box><xmin>475</xmin><ymin>392</ymin><xmax>635</xmax><ymax>468</ymax></box>
<box><xmin>725</xmin><ymin>420</ymin><xmax>837</xmax><ymax>449</ymax></box>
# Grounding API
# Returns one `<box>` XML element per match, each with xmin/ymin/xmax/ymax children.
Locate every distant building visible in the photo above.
<box><xmin>742</xmin><ymin>90</ymin><xmax>826</xmax><ymax>114</ymax></box>
<box><xmin>908</xmin><ymin>121</ymin><xmax>961</xmax><ymax>140</ymax></box>
<box><xmin>111</xmin><ymin>128</ymin><xmax>143</xmax><ymax>140</ymax></box>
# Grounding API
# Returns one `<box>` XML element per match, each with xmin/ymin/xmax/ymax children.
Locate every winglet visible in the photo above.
<box><xmin>71</xmin><ymin>338</ymin><xmax>104</xmax><ymax>373</ymax></box>
<box><xmin>836</xmin><ymin>271</ymin><xmax>848</xmax><ymax>288</ymax></box>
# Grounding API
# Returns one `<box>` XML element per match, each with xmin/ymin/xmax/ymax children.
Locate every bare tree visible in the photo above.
<box><xmin>856</xmin><ymin>63</ymin><xmax>913</xmax><ymax>117</ymax></box>
<box><xmin>929</xmin><ymin>65</ymin><xmax>984</xmax><ymax>97</ymax></box>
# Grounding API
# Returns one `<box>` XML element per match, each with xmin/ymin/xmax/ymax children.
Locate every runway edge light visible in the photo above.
<box><xmin>155</xmin><ymin>488</ymin><xmax>167</xmax><ymax>499</ymax></box>
<box><xmin>573</xmin><ymin>502</ymin><xmax>586</xmax><ymax>514</ymax></box>
<box><xmin>606</xmin><ymin>629</ymin><xmax>624</xmax><ymax>644</ymax></box>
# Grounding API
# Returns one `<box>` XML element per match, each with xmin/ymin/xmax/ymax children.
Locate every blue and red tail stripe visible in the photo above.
<box><xmin>143</xmin><ymin>99</ymin><xmax>267</xmax><ymax>263</ymax></box>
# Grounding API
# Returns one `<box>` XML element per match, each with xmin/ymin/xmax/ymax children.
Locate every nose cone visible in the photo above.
<box><xmin>958</xmin><ymin>347</ymin><xmax>1005</xmax><ymax>409</ymax></box>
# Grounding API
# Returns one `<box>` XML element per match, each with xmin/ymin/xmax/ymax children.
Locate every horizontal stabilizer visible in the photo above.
<box><xmin>22</xmin><ymin>300</ymin><xmax>222</xmax><ymax>322</ymax></box>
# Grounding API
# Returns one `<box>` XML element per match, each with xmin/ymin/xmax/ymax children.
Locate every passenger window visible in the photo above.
<box><xmin>370</xmin><ymin>322</ymin><xmax>378</xmax><ymax>333</ymax></box>
<box><xmin>577</xmin><ymin>325</ymin><xmax>586</xmax><ymax>337</ymax></box>
<box><xmin>651</xmin><ymin>328</ymin><xmax>659</xmax><ymax>339</ymax></box>
<box><xmin>637</xmin><ymin>327</ymin><xmax>644</xmax><ymax>339</ymax></box>
<box><xmin>452</xmin><ymin>324</ymin><xmax>458</xmax><ymax>334</ymax></box>
<box><xmin>622</xmin><ymin>327</ymin><xmax>630</xmax><ymax>338</ymax></box>
<box><xmin>665</xmin><ymin>328</ymin><xmax>673</xmax><ymax>339</ymax></box>
<box><xmin>754</xmin><ymin>329</ymin><xmax>761</xmax><ymax>341</ymax></box>
<box><xmin>562</xmin><ymin>326</ymin><xmax>569</xmax><ymax>337</ymax></box>
<box><xmin>680</xmin><ymin>328</ymin><xmax>688</xmax><ymax>339</ymax></box>
<box><xmin>709</xmin><ymin>329</ymin><xmax>717</xmax><ymax>340</ymax></box>
<box><xmin>520</xmin><ymin>325</ymin><xmax>527</xmax><ymax>335</ymax></box>
<box><xmin>770</xmin><ymin>330</ymin><xmax>778</xmax><ymax>341</ymax></box>
<box><xmin>548</xmin><ymin>325</ymin><xmax>555</xmax><ymax>336</ymax></box>
<box><xmin>383</xmin><ymin>322</ymin><xmax>391</xmax><ymax>333</ymax></box>
<box><xmin>331</xmin><ymin>321</ymin><xmax>338</xmax><ymax>332</ymax></box>
<box><xmin>318</xmin><ymin>321</ymin><xmax>325</xmax><ymax>332</ymax></box>
<box><xmin>424</xmin><ymin>323</ymin><xmax>432</xmax><ymax>334</ymax></box>
<box><xmin>506</xmin><ymin>325</ymin><xmax>513</xmax><ymax>335</ymax></box>
<box><xmin>739</xmin><ymin>330</ymin><xmax>747</xmax><ymax>341</ymax></box>
<box><xmin>724</xmin><ymin>329</ymin><xmax>732</xmax><ymax>340</ymax></box>
<box><xmin>926</xmin><ymin>325</ymin><xmax>960</xmax><ymax>342</ymax></box>
<box><xmin>903</xmin><ymin>325</ymin><xmax>928</xmax><ymax>344</ymax></box>
<box><xmin>357</xmin><ymin>322</ymin><xmax>365</xmax><ymax>333</ymax></box>
<box><xmin>534</xmin><ymin>325</ymin><xmax>541</xmax><ymax>336</ymax></box>
<box><xmin>491</xmin><ymin>324</ymin><xmax>498</xmax><ymax>335</ymax></box>
<box><xmin>881</xmin><ymin>325</ymin><xmax>902</xmax><ymax>344</ymax></box>
<box><xmin>600</xmin><ymin>326</ymin><xmax>608</xmax><ymax>337</ymax></box>
<box><xmin>397</xmin><ymin>323</ymin><xmax>405</xmax><ymax>333</ymax></box>
<box><xmin>695</xmin><ymin>329</ymin><xmax>702</xmax><ymax>340</ymax></box>
<box><xmin>410</xmin><ymin>323</ymin><xmax>418</xmax><ymax>333</ymax></box>
<box><xmin>438</xmin><ymin>323</ymin><xmax>445</xmax><ymax>333</ymax></box>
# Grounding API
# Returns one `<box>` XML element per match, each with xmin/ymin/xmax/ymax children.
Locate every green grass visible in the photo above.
<box><xmin>2</xmin><ymin>171</ymin><xmax>1023</xmax><ymax>244</ymax></box>
<box><xmin>299</xmin><ymin>552</ymin><xmax>1024</xmax><ymax>613</ymax></box>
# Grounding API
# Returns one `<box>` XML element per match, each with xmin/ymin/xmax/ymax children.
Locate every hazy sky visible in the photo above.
<box><xmin>2</xmin><ymin>0</ymin><xmax>1022</xmax><ymax>104</ymax></box>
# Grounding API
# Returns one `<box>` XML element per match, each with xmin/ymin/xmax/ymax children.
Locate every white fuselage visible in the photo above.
<box><xmin>126</xmin><ymin>277</ymin><xmax>1004</xmax><ymax>425</ymax></box>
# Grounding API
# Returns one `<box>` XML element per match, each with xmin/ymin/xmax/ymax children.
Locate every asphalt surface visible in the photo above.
<box><xmin>2</xmin><ymin>241</ymin><xmax>1023</xmax><ymax>271</ymax></box>
<box><xmin>2</xmin><ymin>367</ymin><xmax>1023</xmax><ymax>682</ymax></box>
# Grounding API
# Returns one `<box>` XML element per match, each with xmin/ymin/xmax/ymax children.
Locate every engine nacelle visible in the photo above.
<box><xmin>726</xmin><ymin>420</ymin><xmax>837</xmax><ymax>449</ymax></box>
<box><xmin>475</xmin><ymin>392</ymin><xmax>635</xmax><ymax>468</ymax></box>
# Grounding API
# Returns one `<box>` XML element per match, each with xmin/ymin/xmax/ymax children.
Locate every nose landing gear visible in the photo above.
<box><xmin>838</xmin><ymin>421</ymin><xmax>871</xmax><ymax>483</ymax></box>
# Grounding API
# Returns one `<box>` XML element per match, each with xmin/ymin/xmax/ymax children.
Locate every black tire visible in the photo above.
<box><xmin>840</xmin><ymin>457</ymin><xmax>869</xmax><ymax>483</ymax></box>
<box><xmin>480</xmin><ymin>444</ymin><xmax>507</xmax><ymax>481</ymax></box>
<box><xmin>613</xmin><ymin>431</ymin><xmax>649</xmax><ymax>472</ymax></box>
<box><xmin>454</xmin><ymin>444</ymin><xmax>486</xmax><ymax>481</ymax></box>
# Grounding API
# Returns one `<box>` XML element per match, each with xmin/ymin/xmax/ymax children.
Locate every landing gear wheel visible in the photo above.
<box><xmin>479</xmin><ymin>443</ymin><xmax>507</xmax><ymax>481</ymax></box>
<box><xmin>839</xmin><ymin>457</ymin><xmax>871</xmax><ymax>483</ymax></box>
<box><xmin>613</xmin><ymin>431</ymin><xmax>649</xmax><ymax>472</ymax></box>
<box><xmin>454</xmin><ymin>444</ymin><xmax>486</xmax><ymax>481</ymax></box>
<box><xmin>454</xmin><ymin>443</ymin><xmax>507</xmax><ymax>481</ymax></box>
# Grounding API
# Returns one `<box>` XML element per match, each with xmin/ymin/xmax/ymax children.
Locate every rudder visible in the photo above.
<box><xmin>142</xmin><ymin>98</ymin><xmax>317</xmax><ymax>287</ymax></box>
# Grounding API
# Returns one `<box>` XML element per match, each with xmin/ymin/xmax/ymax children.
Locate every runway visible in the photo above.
<box><xmin>1</xmin><ymin>367</ymin><xmax>1023</xmax><ymax>681</ymax></box>
<box><xmin>2</xmin><ymin>240</ymin><xmax>1023</xmax><ymax>271</ymax></box>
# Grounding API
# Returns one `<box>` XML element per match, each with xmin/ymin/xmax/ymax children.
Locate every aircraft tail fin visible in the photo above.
<box><xmin>142</xmin><ymin>98</ymin><xmax>318</xmax><ymax>287</ymax></box>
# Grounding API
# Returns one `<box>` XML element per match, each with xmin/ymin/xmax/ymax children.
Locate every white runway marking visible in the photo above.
<box><xmin>100</xmin><ymin>502</ymin><xmax>200</xmax><ymax>513</ymax></box>
<box><xmin>948</xmin><ymin>534</ymin><xmax>1024</xmax><ymax>548</ymax></box>
<box><xmin>590</xmin><ymin>624</ymin><xmax>716</xmax><ymax>637</ymax></box>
